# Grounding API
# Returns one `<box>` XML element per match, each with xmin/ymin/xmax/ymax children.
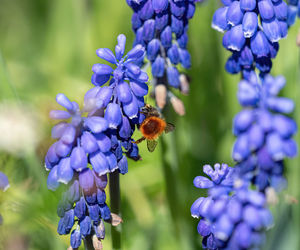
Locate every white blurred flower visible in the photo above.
<box><xmin>0</xmin><ymin>102</ymin><xmax>40</xmax><ymax>156</ymax></box>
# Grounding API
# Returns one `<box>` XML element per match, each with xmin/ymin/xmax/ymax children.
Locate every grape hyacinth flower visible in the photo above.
<box><xmin>126</xmin><ymin>0</ymin><xmax>201</xmax><ymax>114</ymax></box>
<box><xmin>46</xmin><ymin>34</ymin><xmax>148</xmax><ymax>187</ymax></box>
<box><xmin>45</xmin><ymin>34</ymin><xmax>149</xmax><ymax>247</ymax></box>
<box><xmin>90</xmin><ymin>33</ymin><xmax>148</xmax><ymax>124</ymax></box>
<box><xmin>233</xmin><ymin>72</ymin><xmax>297</xmax><ymax>191</ymax></box>
<box><xmin>56</xmin><ymin>176</ymin><xmax>109</xmax><ymax>249</ymax></box>
<box><xmin>0</xmin><ymin>171</ymin><xmax>9</xmax><ymax>226</ymax></box>
<box><xmin>212</xmin><ymin>0</ymin><xmax>288</xmax><ymax>74</ymax></box>
<box><xmin>287</xmin><ymin>0</ymin><xmax>300</xmax><ymax>26</ymax></box>
<box><xmin>45</xmin><ymin>95</ymin><xmax>119</xmax><ymax>246</ymax></box>
<box><xmin>89</xmin><ymin>33</ymin><xmax>149</xmax><ymax>162</ymax></box>
<box><xmin>0</xmin><ymin>171</ymin><xmax>9</xmax><ymax>192</ymax></box>
<box><xmin>191</xmin><ymin>164</ymin><xmax>273</xmax><ymax>249</ymax></box>
<box><xmin>46</xmin><ymin>94</ymin><xmax>126</xmax><ymax>188</ymax></box>
<box><xmin>203</xmin><ymin>0</ymin><xmax>299</xmax><ymax>249</ymax></box>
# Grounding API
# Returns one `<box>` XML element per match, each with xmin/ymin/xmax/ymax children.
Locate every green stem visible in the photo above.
<box><xmin>160</xmin><ymin>102</ymin><xmax>188</xmax><ymax>243</ymax></box>
<box><xmin>0</xmin><ymin>51</ymin><xmax>19</xmax><ymax>101</ymax></box>
<box><xmin>109</xmin><ymin>171</ymin><xmax>121</xmax><ymax>250</ymax></box>
<box><xmin>160</xmin><ymin>123</ymin><xmax>180</xmax><ymax>235</ymax></box>
<box><xmin>160</xmin><ymin>100</ymin><xmax>194</xmax><ymax>249</ymax></box>
<box><xmin>84</xmin><ymin>235</ymin><xmax>94</xmax><ymax>250</ymax></box>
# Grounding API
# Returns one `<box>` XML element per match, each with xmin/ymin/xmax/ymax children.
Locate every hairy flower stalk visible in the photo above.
<box><xmin>45</xmin><ymin>34</ymin><xmax>148</xmax><ymax>248</ymax></box>
<box><xmin>126</xmin><ymin>0</ymin><xmax>202</xmax><ymax>114</ymax></box>
<box><xmin>192</xmin><ymin>0</ymin><xmax>298</xmax><ymax>248</ymax></box>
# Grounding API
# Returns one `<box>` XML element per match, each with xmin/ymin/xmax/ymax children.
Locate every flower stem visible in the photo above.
<box><xmin>84</xmin><ymin>235</ymin><xmax>94</xmax><ymax>250</ymax></box>
<box><xmin>109</xmin><ymin>171</ymin><xmax>121</xmax><ymax>250</ymax></box>
<box><xmin>160</xmin><ymin>99</ymin><xmax>194</xmax><ymax>249</ymax></box>
<box><xmin>160</xmin><ymin>103</ymin><xmax>183</xmax><ymax>239</ymax></box>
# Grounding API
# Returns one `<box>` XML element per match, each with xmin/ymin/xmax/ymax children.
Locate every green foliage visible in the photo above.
<box><xmin>0</xmin><ymin>0</ymin><xmax>299</xmax><ymax>249</ymax></box>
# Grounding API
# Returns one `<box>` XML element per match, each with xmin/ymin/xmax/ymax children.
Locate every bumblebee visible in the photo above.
<box><xmin>134</xmin><ymin>104</ymin><xmax>175</xmax><ymax>152</ymax></box>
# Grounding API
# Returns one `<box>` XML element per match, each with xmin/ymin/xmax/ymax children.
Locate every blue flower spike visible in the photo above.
<box><xmin>234</xmin><ymin>73</ymin><xmax>297</xmax><ymax>191</ymax></box>
<box><xmin>45</xmin><ymin>34</ymin><xmax>148</xmax><ymax>247</ymax></box>
<box><xmin>213</xmin><ymin>0</ymin><xmax>288</xmax><ymax>75</ymax></box>
<box><xmin>126</xmin><ymin>0</ymin><xmax>200</xmax><ymax>114</ymax></box>
<box><xmin>192</xmin><ymin>164</ymin><xmax>273</xmax><ymax>249</ymax></box>
<box><xmin>192</xmin><ymin>0</ymin><xmax>299</xmax><ymax>248</ymax></box>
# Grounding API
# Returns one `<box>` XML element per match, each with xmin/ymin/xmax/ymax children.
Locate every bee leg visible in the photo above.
<box><xmin>133</xmin><ymin>137</ymin><xmax>146</xmax><ymax>144</ymax></box>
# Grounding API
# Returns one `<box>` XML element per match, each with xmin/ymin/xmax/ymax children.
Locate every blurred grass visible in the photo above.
<box><xmin>0</xmin><ymin>0</ymin><xmax>299</xmax><ymax>249</ymax></box>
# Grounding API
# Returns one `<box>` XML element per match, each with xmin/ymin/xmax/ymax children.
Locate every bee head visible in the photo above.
<box><xmin>140</xmin><ymin>104</ymin><xmax>160</xmax><ymax>117</ymax></box>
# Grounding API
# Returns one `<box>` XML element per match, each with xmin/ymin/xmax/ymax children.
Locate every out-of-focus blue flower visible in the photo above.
<box><xmin>213</xmin><ymin>0</ymin><xmax>288</xmax><ymax>74</ymax></box>
<box><xmin>192</xmin><ymin>164</ymin><xmax>273</xmax><ymax>249</ymax></box>
<box><xmin>126</xmin><ymin>0</ymin><xmax>198</xmax><ymax>92</ymax></box>
<box><xmin>202</xmin><ymin>1</ymin><xmax>298</xmax><ymax>249</ymax></box>
<box><xmin>193</xmin><ymin>163</ymin><xmax>235</xmax><ymax>198</ymax></box>
<box><xmin>0</xmin><ymin>171</ymin><xmax>9</xmax><ymax>226</ymax></box>
<box><xmin>56</xmin><ymin>176</ymin><xmax>109</xmax><ymax>248</ymax></box>
<box><xmin>0</xmin><ymin>171</ymin><xmax>9</xmax><ymax>191</ymax></box>
<box><xmin>233</xmin><ymin>72</ymin><xmax>297</xmax><ymax>191</ymax></box>
<box><xmin>287</xmin><ymin>0</ymin><xmax>300</xmax><ymax>26</ymax></box>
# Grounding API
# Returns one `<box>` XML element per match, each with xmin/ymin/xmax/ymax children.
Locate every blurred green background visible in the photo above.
<box><xmin>0</xmin><ymin>0</ymin><xmax>299</xmax><ymax>249</ymax></box>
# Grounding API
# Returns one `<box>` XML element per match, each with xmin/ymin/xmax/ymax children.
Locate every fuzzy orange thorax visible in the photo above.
<box><xmin>140</xmin><ymin>116</ymin><xmax>166</xmax><ymax>140</ymax></box>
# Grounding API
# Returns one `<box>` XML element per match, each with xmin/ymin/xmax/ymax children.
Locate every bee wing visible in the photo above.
<box><xmin>165</xmin><ymin>123</ymin><xmax>175</xmax><ymax>134</ymax></box>
<box><xmin>152</xmin><ymin>109</ymin><xmax>161</xmax><ymax>117</ymax></box>
<box><xmin>147</xmin><ymin>140</ymin><xmax>158</xmax><ymax>152</ymax></box>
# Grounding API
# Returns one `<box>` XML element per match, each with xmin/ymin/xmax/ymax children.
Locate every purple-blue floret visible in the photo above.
<box><xmin>0</xmin><ymin>172</ymin><xmax>9</xmax><ymax>192</ymax></box>
<box><xmin>192</xmin><ymin>164</ymin><xmax>273</xmax><ymax>250</ymax></box>
<box><xmin>287</xmin><ymin>0</ymin><xmax>300</xmax><ymax>26</ymax></box>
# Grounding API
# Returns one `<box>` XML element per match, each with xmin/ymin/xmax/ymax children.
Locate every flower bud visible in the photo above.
<box><xmin>212</xmin><ymin>7</ymin><xmax>229</xmax><ymax>32</ymax></box>
<box><xmin>80</xmin><ymin>216</ymin><xmax>92</xmax><ymax>236</ymax></box>
<box><xmin>0</xmin><ymin>172</ymin><xmax>9</xmax><ymax>191</ymax></box>
<box><xmin>179</xmin><ymin>74</ymin><xmax>190</xmax><ymax>95</ymax></box>
<box><xmin>152</xmin><ymin>0</ymin><xmax>168</xmax><ymax>13</ymax></box>
<box><xmin>142</xmin><ymin>19</ymin><xmax>155</xmax><ymax>42</ymax></box>
<box><xmin>152</xmin><ymin>56</ymin><xmax>165</xmax><ymax>77</ymax></box>
<box><xmin>226</xmin><ymin>1</ymin><xmax>243</xmax><ymax>26</ymax></box>
<box><xmin>92</xmin><ymin>235</ymin><xmax>103</xmax><ymax>250</ymax></box>
<box><xmin>170</xmin><ymin>95</ymin><xmax>185</xmax><ymax>116</ymax></box>
<box><xmin>89</xmin><ymin>151</ymin><xmax>109</xmax><ymax>176</ymax></box>
<box><xmin>70</xmin><ymin>227</ymin><xmax>82</xmax><ymax>249</ymax></box>
<box><xmin>96</xmin><ymin>48</ymin><xmax>116</xmax><ymax>64</ymax></box>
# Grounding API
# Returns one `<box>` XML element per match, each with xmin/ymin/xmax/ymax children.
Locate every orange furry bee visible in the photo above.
<box><xmin>134</xmin><ymin>104</ymin><xmax>175</xmax><ymax>152</ymax></box>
